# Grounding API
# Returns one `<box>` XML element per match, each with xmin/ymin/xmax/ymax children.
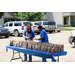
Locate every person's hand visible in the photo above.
<box><xmin>26</xmin><ymin>37</ymin><xmax>30</xmax><ymax>40</ymax></box>
<box><xmin>34</xmin><ymin>38</ymin><xmax>38</xmax><ymax>40</ymax></box>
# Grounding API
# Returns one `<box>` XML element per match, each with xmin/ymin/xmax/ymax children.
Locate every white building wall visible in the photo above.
<box><xmin>0</xmin><ymin>16</ymin><xmax>4</xmax><ymax>25</ymax></box>
<box><xmin>43</xmin><ymin>12</ymin><xmax>63</xmax><ymax>25</ymax></box>
<box><xmin>4</xmin><ymin>12</ymin><xmax>14</xmax><ymax>18</ymax></box>
<box><xmin>43</xmin><ymin>12</ymin><xmax>48</xmax><ymax>20</ymax></box>
<box><xmin>48</xmin><ymin>12</ymin><xmax>63</xmax><ymax>24</ymax></box>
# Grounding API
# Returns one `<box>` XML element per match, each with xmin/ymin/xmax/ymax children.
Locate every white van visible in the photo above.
<box><xmin>31</xmin><ymin>22</ymin><xmax>40</xmax><ymax>34</ymax></box>
<box><xmin>4</xmin><ymin>21</ymin><xmax>33</xmax><ymax>37</ymax></box>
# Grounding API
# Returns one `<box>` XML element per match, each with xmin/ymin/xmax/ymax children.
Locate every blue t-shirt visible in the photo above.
<box><xmin>39</xmin><ymin>29</ymin><xmax>49</xmax><ymax>43</ymax></box>
<box><xmin>23</xmin><ymin>30</ymin><xmax>35</xmax><ymax>40</ymax></box>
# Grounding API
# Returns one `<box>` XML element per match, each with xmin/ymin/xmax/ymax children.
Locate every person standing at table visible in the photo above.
<box><xmin>23</xmin><ymin>24</ymin><xmax>35</xmax><ymax>62</ymax></box>
<box><xmin>34</xmin><ymin>25</ymin><xmax>49</xmax><ymax>62</ymax></box>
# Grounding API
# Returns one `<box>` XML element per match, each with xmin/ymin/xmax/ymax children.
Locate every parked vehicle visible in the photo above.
<box><xmin>0</xmin><ymin>25</ymin><xmax>10</xmax><ymax>38</ymax></box>
<box><xmin>31</xmin><ymin>22</ymin><xmax>41</xmax><ymax>34</ymax></box>
<box><xmin>68</xmin><ymin>30</ymin><xmax>75</xmax><ymax>45</ymax></box>
<box><xmin>36</xmin><ymin>21</ymin><xmax>56</xmax><ymax>33</ymax></box>
<box><xmin>4</xmin><ymin>21</ymin><xmax>31</xmax><ymax>37</ymax></box>
<box><xmin>3</xmin><ymin>21</ymin><xmax>41</xmax><ymax>37</ymax></box>
<box><xmin>55</xmin><ymin>24</ymin><xmax>63</xmax><ymax>32</ymax></box>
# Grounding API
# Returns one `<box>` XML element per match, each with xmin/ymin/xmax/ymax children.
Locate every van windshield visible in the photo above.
<box><xmin>23</xmin><ymin>22</ymin><xmax>32</xmax><ymax>26</ymax></box>
<box><xmin>43</xmin><ymin>22</ymin><xmax>49</xmax><ymax>25</ymax></box>
<box><xmin>48</xmin><ymin>21</ymin><xmax>55</xmax><ymax>25</ymax></box>
<box><xmin>34</xmin><ymin>22</ymin><xmax>41</xmax><ymax>25</ymax></box>
<box><xmin>43</xmin><ymin>21</ymin><xmax>55</xmax><ymax>25</ymax></box>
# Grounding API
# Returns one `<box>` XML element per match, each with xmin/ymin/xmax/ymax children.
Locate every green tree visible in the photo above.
<box><xmin>0</xmin><ymin>12</ymin><xmax>4</xmax><ymax>19</ymax></box>
<box><xmin>14</xmin><ymin>12</ymin><xmax>44</xmax><ymax>21</ymax></box>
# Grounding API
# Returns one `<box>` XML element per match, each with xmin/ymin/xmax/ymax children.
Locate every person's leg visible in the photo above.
<box><xmin>29</xmin><ymin>55</ymin><xmax>32</xmax><ymax>62</ymax></box>
<box><xmin>42</xmin><ymin>58</ymin><xmax>46</xmax><ymax>62</ymax></box>
<box><xmin>24</xmin><ymin>54</ymin><xmax>27</xmax><ymax>61</ymax></box>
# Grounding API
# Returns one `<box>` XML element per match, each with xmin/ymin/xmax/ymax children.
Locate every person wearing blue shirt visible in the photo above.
<box><xmin>34</xmin><ymin>25</ymin><xmax>49</xmax><ymax>62</ymax></box>
<box><xmin>23</xmin><ymin>24</ymin><xmax>35</xmax><ymax>62</ymax></box>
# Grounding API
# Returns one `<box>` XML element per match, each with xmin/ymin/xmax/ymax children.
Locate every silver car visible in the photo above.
<box><xmin>0</xmin><ymin>25</ymin><xmax>10</xmax><ymax>38</ymax></box>
<box><xmin>55</xmin><ymin>24</ymin><xmax>63</xmax><ymax>32</ymax></box>
<box><xmin>68</xmin><ymin>30</ymin><xmax>75</xmax><ymax>45</ymax></box>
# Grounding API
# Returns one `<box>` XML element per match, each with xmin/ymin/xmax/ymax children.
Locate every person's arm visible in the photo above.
<box><xmin>34</xmin><ymin>31</ymin><xmax>44</xmax><ymax>40</ymax></box>
<box><xmin>34</xmin><ymin>38</ymin><xmax>44</xmax><ymax>40</ymax></box>
<box><xmin>23</xmin><ymin>30</ymin><xmax>30</xmax><ymax>40</ymax></box>
<box><xmin>23</xmin><ymin>35</ymin><xmax>29</xmax><ymax>39</ymax></box>
<box><xmin>32</xmin><ymin>38</ymin><xmax>34</xmax><ymax>41</ymax></box>
<box><xmin>38</xmin><ymin>38</ymin><xmax>44</xmax><ymax>40</ymax></box>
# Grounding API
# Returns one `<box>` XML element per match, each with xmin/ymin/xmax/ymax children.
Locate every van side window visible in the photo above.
<box><xmin>43</xmin><ymin>22</ymin><xmax>48</xmax><ymax>25</ymax></box>
<box><xmin>34</xmin><ymin>23</ymin><xmax>40</xmax><ymax>25</ymax></box>
<box><xmin>48</xmin><ymin>22</ymin><xmax>55</xmax><ymax>25</ymax></box>
<box><xmin>9</xmin><ymin>23</ymin><xmax>13</xmax><ymax>27</ymax></box>
<box><xmin>14</xmin><ymin>23</ymin><xmax>22</xmax><ymax>26</ymax></box>
<box><xmin>23</xmin><ymin>22</ymin><xmax>32</xmax><ymax>26</ymax></box>
<box><xmin>4</xmin><ymin>23</ymin><xmax>8</xmax><ymax>27</ymax></box>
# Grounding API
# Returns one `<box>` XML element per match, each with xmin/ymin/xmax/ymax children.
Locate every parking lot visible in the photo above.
<box><xmin>0</xmin><ymin>31</ymin><xmax>75</xmax><ymax>62</ymax></box>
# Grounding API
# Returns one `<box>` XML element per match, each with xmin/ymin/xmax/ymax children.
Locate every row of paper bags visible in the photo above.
<box><xmin>9</xmin><ymin>40</ymin><xmax>64</xmax><ymax>53</ymax></box>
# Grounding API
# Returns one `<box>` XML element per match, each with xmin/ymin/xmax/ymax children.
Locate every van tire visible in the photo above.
<box><xmin>37</xmin><ymin>32</ymin><xmax>40</xmax><ymax>34</ymax></box>
<box><xmin>14</xmin><ymin>30</ymin><xmax>19</xmax><ymax>37</ymax></box>
<box><xmin>5</xmin><ymin>35</ymin><xmax>9</xmax><ymax>38</ymax></box>
<box><xmin>10</xmin><ymin>34</ymin><xmax>12</xmax><ymax>36</ymax></box>
<box><xmin>58</xmin><ymin>31</ymin><xmax>60</xmax><ymax>32</ymax></box>
<box><xmin>49</xmin><ymin>31</ymin><xmax>53</xmax><ymax>33</ymax></box>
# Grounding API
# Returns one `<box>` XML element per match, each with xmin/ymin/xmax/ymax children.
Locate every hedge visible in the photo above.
<box><xmin>62</xmin><ymin>25</ymin><xmax>70</xmax><ymax>27</ymax></box>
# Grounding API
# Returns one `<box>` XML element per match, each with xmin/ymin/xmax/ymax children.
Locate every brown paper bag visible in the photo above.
<box><xmin>28</xmin><ymin>43</ymin><xmax>32</xmax><ymax>49</ymax></box>
<box><xmin>31</xmin><ymin>42</ymin><xmax>36</xmax><ymax>50</ymax></box>
<box><xmin>8</xmin><ymin>40</ymin><xmax>11</xmax><ymax>46</ymax></box>
<box><xmin>21</xmin><ymin>41</ymin><xmax>28</xmax><ymax>48</ymax></box>
<box><xmin>47</xmin><ymin>46</ymin><xmax>51</xmax><ymax>52</ymax></box>
<box><xmin>16</xmin><ymin>42</ymin><xmax>20</xmax><ymax>47</ymax></box>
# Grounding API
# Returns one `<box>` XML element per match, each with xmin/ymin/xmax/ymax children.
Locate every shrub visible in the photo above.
<box><xmin>62</xmin><ymin>25</ymin><xmax>70</xmax><ymax>27</ymax></box>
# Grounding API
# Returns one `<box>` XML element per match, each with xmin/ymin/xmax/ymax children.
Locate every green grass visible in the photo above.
<box><xmin>63</xmin><ymin>28</ymin><xmax>75</xmax><ymax>31</ymax></box>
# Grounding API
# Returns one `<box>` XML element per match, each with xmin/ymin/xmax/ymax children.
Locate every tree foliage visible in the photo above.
<box><xmin>14</xmin><ymin>12</ymin><xmax>44</xmax><ymax>21</ymax></box>
<box><xmin>0</xmin><ymin>12</ymin><xmax>4</xmax><ymax>19</ymax></box>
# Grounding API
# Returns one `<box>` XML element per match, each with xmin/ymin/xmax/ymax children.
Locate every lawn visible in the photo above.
<box><xmin>63</xmin><ymin>28</ymin><xmax>75</xmax><ymax>31</ymax></box>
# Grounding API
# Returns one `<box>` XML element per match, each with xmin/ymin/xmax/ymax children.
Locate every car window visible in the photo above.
<box><xmin>9</xmin><ymin>23</ymin><xmax>13</xmax><ymax>27</ymax></box>
<box><xmin>0</xmin><ymin>25</ymin><xmax>3</xmax><ymax>28</ymax></box>
<box><xmin>4</xmin><ymin>23</ymin><xmax>8</xmax><ymax>27</ymax></box>
<box><xmin>23</xmin><ymin>22</ymin><xmax>32</xmax><ymax>26</ymax></box>
<box><xmin>43</xmin><ymin>22</ymin><xmax>49</xmax><ymax>25</ymax></box>
<box><xmin>14</xmin><ymin>22</ymin><xmax>22</xmax><ymax>26</ymax></box>
<box><xmin>34</xmin><ymin>22</ymin><xmax>41</xmax><ymax>25</ymax></box>
<box><xmin>57</xmin><ymin>24</ymin><xmax>62</xmax><ymax>27</ymax></box>
<box><xmin>38</xmin><ymin>22</ymin><xmax>42</xmax><ymax>25</ymax></box>
<box><xmin>48</xmin><ymin>21</ymin><xmax>55</xmax><ymax>25</ymax></box>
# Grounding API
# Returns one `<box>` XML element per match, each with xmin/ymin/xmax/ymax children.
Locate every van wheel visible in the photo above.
<box><xmin>5</xmin><ymin>35</ymin><xmax>9</xmax><ymax>38</ymax></box>
<box><xmin>49</xmin><ymin>31</ymin><xmax>53</xmax><ymax>33</ymax></box>
<box><xmin>14</xmin><ymin>30</ymin><xmax>19</xmax><ymax>37</ymax></box>
<box><xmin>58</xmin><ymin>31</ymin><xmax>60</xmax><ymax>32</ymax></box>
<box><xmin>37</xmin><ymin>32</ymin><xmax>40</xmax><ymax>35</ymax></box>
<box><xmin>10</xmin><ymin>34</ymin><xmax>12</xmax><ymax>36</ymax></box>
